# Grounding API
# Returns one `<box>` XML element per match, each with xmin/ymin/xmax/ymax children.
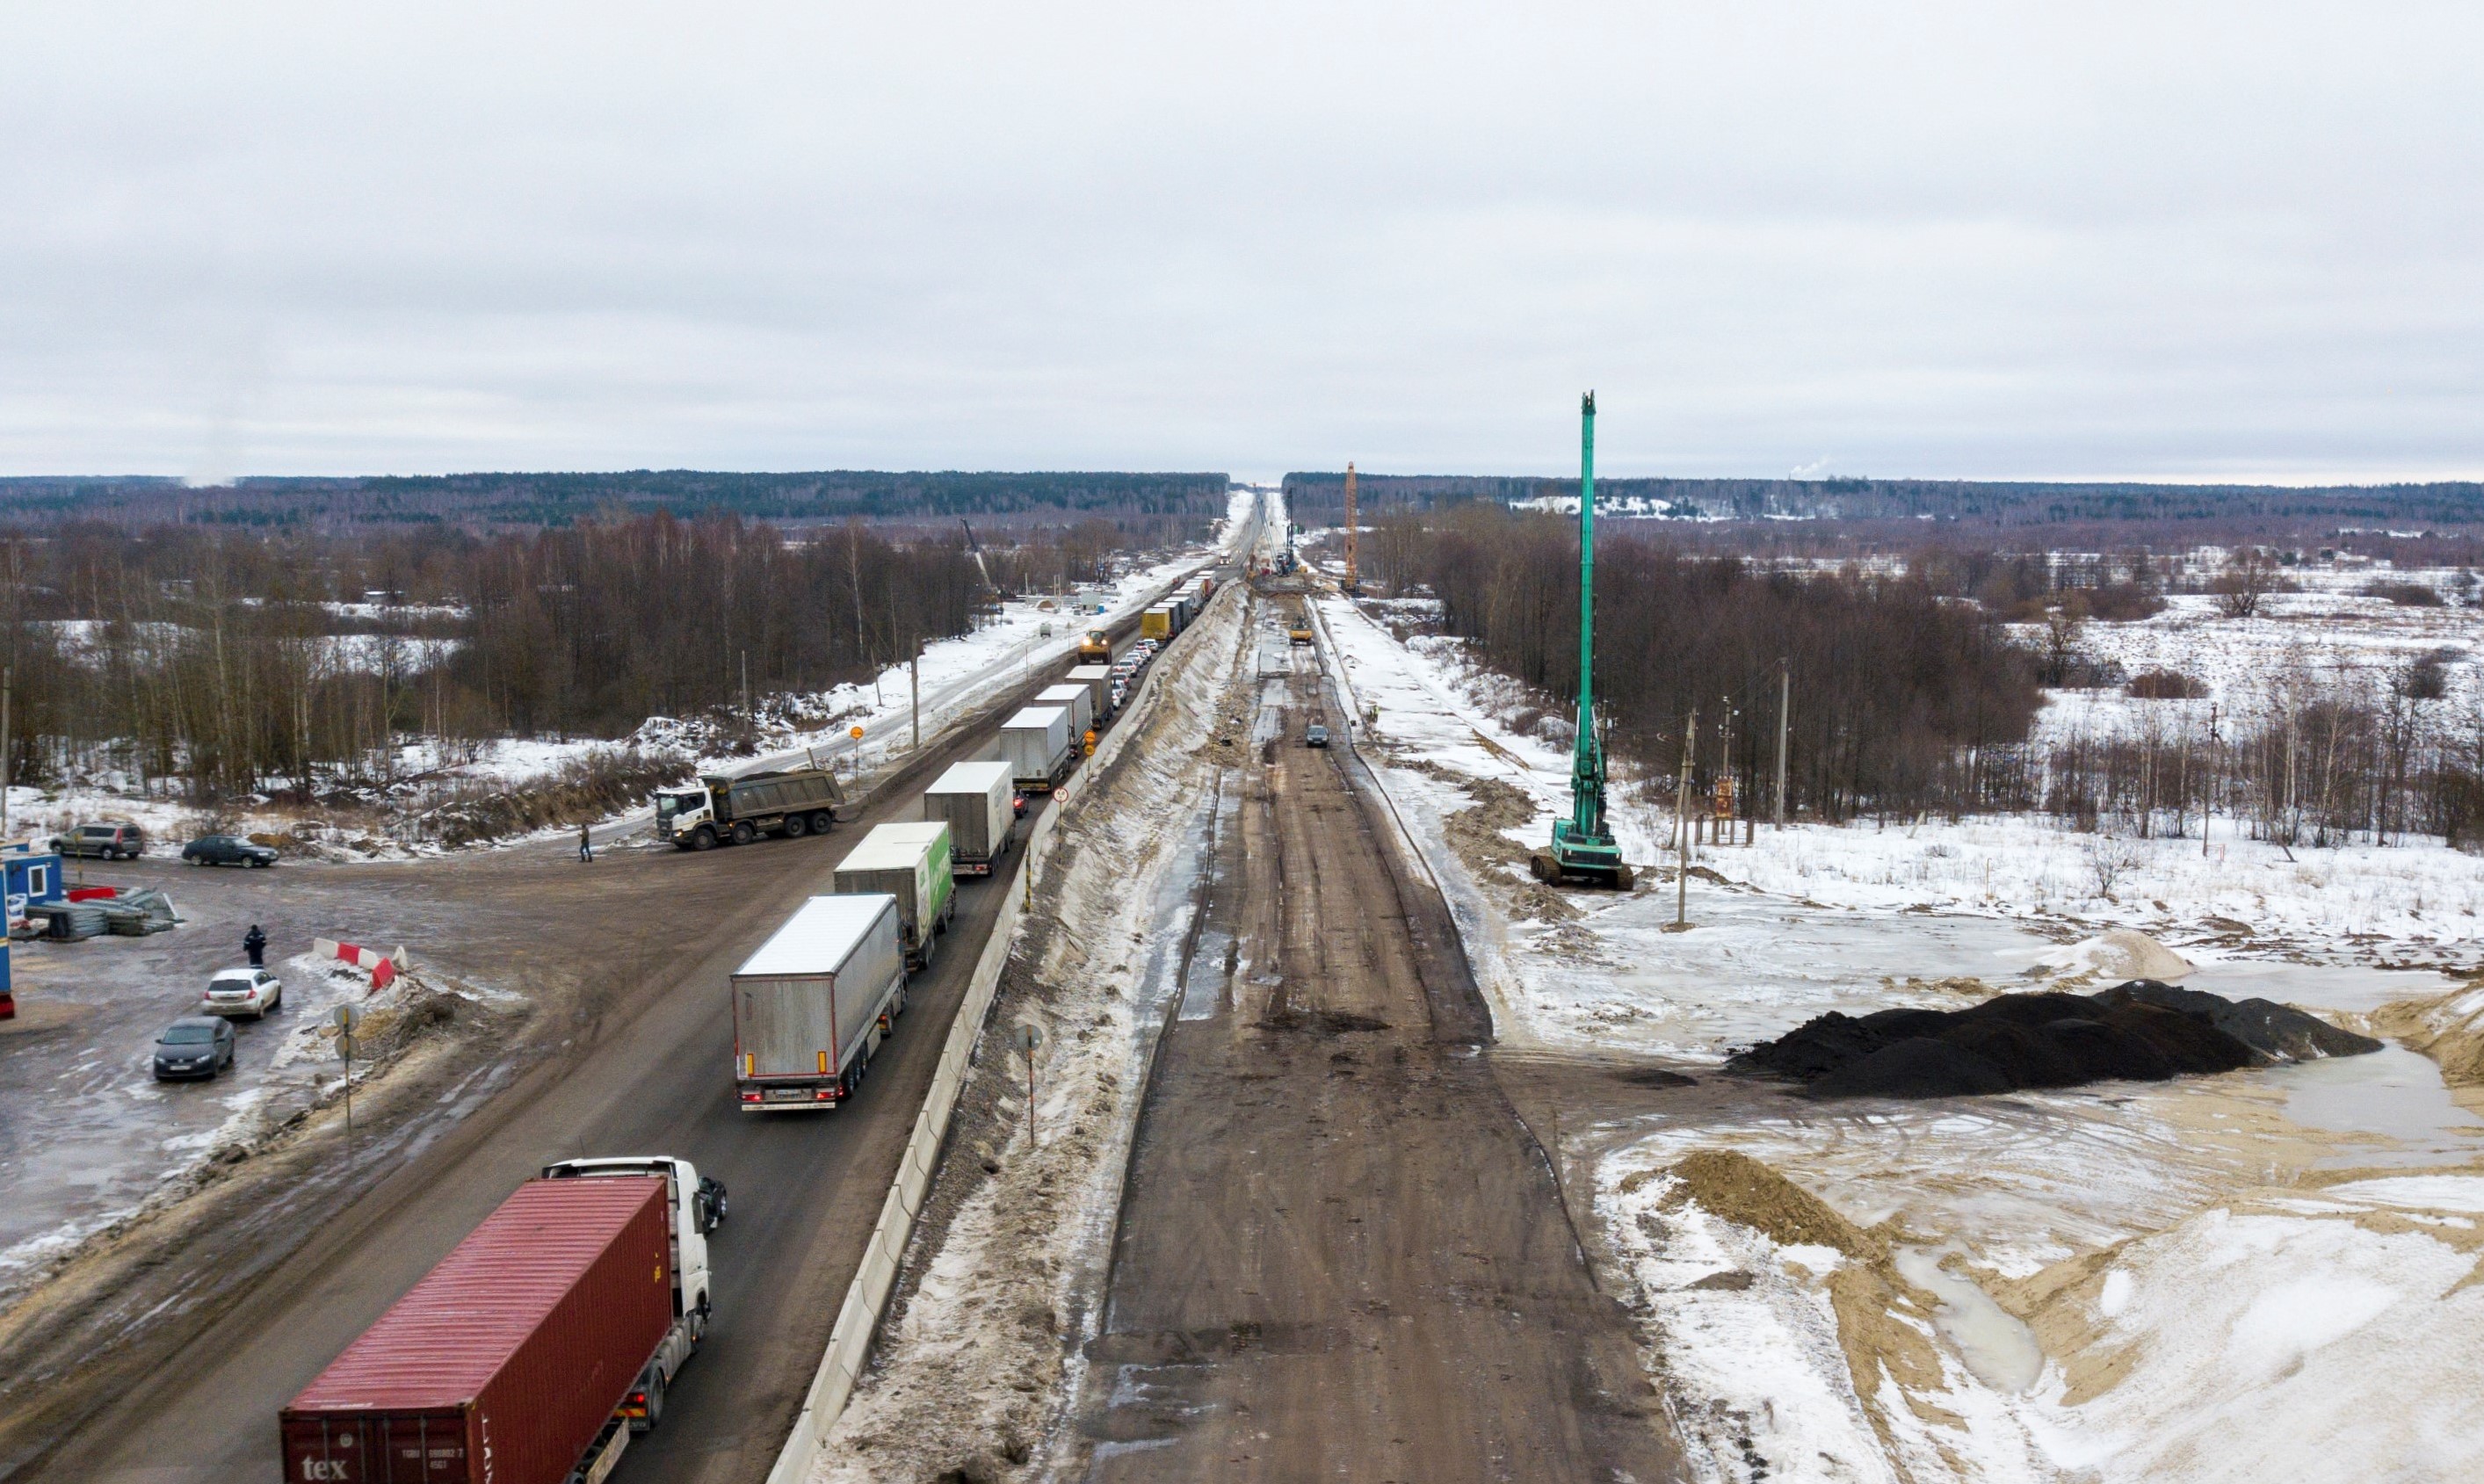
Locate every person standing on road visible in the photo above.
<box><xmin>578</xmin><ymin>822</ymin><xmax>594</xmax><ymax>863</ymax></box>
<box><xmin>243</xmin><ymin>923</ymin><xmax>266</xmax><ymax>967</ymax></box>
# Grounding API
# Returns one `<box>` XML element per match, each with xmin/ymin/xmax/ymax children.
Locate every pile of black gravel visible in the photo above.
<box><xmin>1728</xmin><ymin>979</ymin><xmax>2381</xmax><ymax>1099</ymax></box>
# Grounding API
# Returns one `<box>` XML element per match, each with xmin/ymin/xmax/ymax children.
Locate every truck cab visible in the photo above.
<box><xmin>540</xmin><ymin>1155</ymin><xmax>718</xmax><ymax>1430</ymax></box>
<box><xmin>655</xmin><ymin>785</ymin><xmax>718</xmax><ymax>846</ymax></box>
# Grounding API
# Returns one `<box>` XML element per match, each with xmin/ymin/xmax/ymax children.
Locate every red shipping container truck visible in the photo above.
<box><xmin>280</xmin><ymin>1175</ymin><xmax>677</xmax><ymax>1484</ymax></box>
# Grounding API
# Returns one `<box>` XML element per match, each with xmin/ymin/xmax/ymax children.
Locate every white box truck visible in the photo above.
<box><xmin>999</xmin><ymin>705</ymin><xmax>1075</xmax><ymax>793</ymax></box>
<box><xmin>730</xmin><ymin>895</ymin><xmax>907</xmax><ymax>1111</ymax></box>
<box><xmin>833</xmin><ymin>822</ymin><xmax>955</xmax><ymax>969</ymax></box>
<box><xmin>1036</xmin><ymin>683</ymin><xmax>1096</xmax><ymax>742</ymax></box>
<box><xmin>1065</xmin><ymin>663</ymin><xmax>1114</xmax><ymax>720</ymax></box>
<box><xmin>924</xmin><ymin>761</ymin><xmax>1015</xmax><ymax>876</ymax></box>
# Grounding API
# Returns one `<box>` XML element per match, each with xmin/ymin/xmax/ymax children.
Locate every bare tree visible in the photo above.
<box><xmin>2082</xmin><ymin>836</ymin><xmax>2144</xmax><ymax>900</ymax></box>
<box><xmin>2212</xmin><ymin>547</ymin><xmax>2278</xmax><ymax>619</ymax></box>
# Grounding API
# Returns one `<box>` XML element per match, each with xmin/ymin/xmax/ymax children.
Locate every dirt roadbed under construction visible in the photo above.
<box><xmin>1066</xmin><ymin>604</ymin><xmax>1681</xmax><ymax>1481</ymax></box>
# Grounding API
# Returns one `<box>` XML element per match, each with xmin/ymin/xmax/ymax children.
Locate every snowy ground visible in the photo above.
<box><xmin>1315</xmin><ymin>584</ymin><xmax>2484</xmax><ymax>1484</ymax></box>
<box><xmin>2019</xmin><ymin>580</ymin><xmax>2482</xmax><ymax>747</ymax></box>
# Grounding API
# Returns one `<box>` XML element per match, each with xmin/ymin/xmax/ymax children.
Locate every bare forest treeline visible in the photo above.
<box><xmin>1364</xmin><ymin>505</ymin><xmax>2484</xmax><ymax>850</ymax></box>
<box><xmin>0</xmin><ymin>511</ymin><xmax>1135</xmax><ymax>802</ymax></box>
<box><xmin>2042</xmin><ymin>658</ymin><xmax>2484</xmax><ymax>853</ymax></box>
<box><xmin>1365</xmin><ymin>505</ymin><xmax>2046</xmax><ymax>822</ymax></box>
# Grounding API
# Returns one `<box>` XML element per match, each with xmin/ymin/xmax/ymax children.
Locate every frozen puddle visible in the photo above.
<box><xmin>2266</xmin><ymin>1043</ymin><xmax>2484</xmax><ymax>1163</ymax></box>
<box><xmin>1504</xmin><ymin>890</ymin><xmax>2055</xmax><ymax>1060</ymax></box>
<box><xmin>1892</xmin><ymin>1249</ymin><xmax>2045</xmax><ymax>1394</ymax></box>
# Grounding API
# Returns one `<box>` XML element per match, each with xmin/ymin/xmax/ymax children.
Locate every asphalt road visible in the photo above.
<box><xmin>1069</xmin><ymin>592</ymin><xmax>1681</xmax><ymax>1481</ymax></box>
<box><xmin>23</xmin><ymin>719</ymin><xmax>1035</xmax><ymax>1483</ymax></box>
<box><xmin>10</xmin><ymin>550</ymin><xmax>1249</xmax><ymax>1483</ymax></box>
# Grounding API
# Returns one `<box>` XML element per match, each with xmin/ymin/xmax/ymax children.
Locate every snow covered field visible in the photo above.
<box><xmin>1314</xmin><ymin>584</ymin><xmax>2484</xmax><ymax>1483</ymax></box>
<box><xmin>2020</xmin><ymin>577</ymin><xmax>2481</xmax><ymax>748</ymax></box>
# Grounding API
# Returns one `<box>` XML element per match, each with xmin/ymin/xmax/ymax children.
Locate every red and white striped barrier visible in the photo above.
<box><xmin>312</xmin><ymin>937</ymin><xmax>410</xmax><ymax>994</ymax></box>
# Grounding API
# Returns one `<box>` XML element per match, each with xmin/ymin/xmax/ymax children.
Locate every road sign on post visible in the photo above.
<box><xmin>1012</xmin><ymin>1022</ymin><xmax>1045</xmax><ymax>1147</ymax></box>
<box><xmin>332</xmin><ymin>1003</ymin><xmax>364</xmax><ymax>1154</ymax></box>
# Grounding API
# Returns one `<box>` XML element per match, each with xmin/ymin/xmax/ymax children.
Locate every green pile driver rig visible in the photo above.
<box><xmin>1530</xmin><ymin>392</ymin><xmax>1636</xmax><ymax>889</ymax></box>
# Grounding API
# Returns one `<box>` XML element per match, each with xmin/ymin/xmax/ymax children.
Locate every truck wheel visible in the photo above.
<box><xmin>691</xmin><ymin>826</ymin><xmax>718</xmax><ymax>851</ymax></box>
<box><xmin>809</xmin><ymin>811</ymin><xmax>835</xmax><ymax>835</ymax></box>
<box><xmin>730</xmin><ymin>821</ymin><xmax>756</xmax><ymax>845</ymax></box>
<box><xmin>783</xmin><ymin>813</ymin><xmax>808</xmax><ymax>838</ymax></box>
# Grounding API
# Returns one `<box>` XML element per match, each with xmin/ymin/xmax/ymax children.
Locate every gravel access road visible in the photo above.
<box><xmin>1069</xmin><ymin>597</ymin><xmax>1682</xmax><ymax>1482</ymax></box>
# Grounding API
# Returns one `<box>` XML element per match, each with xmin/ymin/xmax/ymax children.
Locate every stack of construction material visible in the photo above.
<box><xmin>25</xmin><ymin>901</ymin><xmax>112</xmax><ymax>940</ymax></box>
<box><xmin>102</xmin><ymin>888</ymin><xmax>177</xmax><ymax>935</ymax></box>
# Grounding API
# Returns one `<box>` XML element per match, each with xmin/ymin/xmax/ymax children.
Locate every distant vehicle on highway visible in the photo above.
<box><xmin>200</xmin><ymin>966</ymin><xmax>282</xmax><ymax>1019</ymax></box>
<box><xmin>53</xmin><ymin>821</ymin><xmax>146</xmax><ymax>859</ymax></box>
<box><xmin>152</xmin><ymin>1017</ymin><xmax>235</xmax><ymax>1080</ymax></box>
<box><xmin>182</xmin><ymin>834</ymin><xmax>277</xmax><ymax>867</ymax></box>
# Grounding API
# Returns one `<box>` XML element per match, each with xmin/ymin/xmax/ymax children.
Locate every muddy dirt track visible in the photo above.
<box><xmin>1070</xmin><ymin>614</ymin><xmax>1682</xmax><ymax>1482</ymax></box>
<box><xmin>0</xmin><ymin>597</ymin><xmax>1217</xmax><ymax>1483</ymax></box>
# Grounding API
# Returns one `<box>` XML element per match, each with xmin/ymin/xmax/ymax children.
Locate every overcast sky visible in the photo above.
<box><xmin>3</xmin><ymin>3</ymin><xmax>2478</xmax><ymax>483</ymax></box>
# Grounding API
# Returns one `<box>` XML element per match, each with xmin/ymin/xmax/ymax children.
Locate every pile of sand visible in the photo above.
<box><xmin>1633</xmin><ymin>1148</ymin><xmax>1883</xmax><ymax>1259</ymax></box>
<box><xmin>1729</xmin><ymin>980</ymin><xmax>2377</xmax><ymax>1099</ymax></box>
<box><xmin>2032</xmin><ymin>928</ymin><xmax>2192</xmax><ymax>983</ymax></box>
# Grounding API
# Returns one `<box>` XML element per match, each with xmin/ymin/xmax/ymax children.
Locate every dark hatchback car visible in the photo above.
<box><xmin>183</xmin><ymin>833</ymin><xmax>278</xmax><ymax>867</ymax></box>
<box><xmin>153</xmin><ymin>1017</ymin><xmax>235</xmax><ymax>1080</ymax></box>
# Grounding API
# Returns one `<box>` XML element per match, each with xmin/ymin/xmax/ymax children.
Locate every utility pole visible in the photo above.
<box><xmin>1</xmin><ymin>666</ymin><xmax>11</xmax><ymax>843</ymax></box>
<box><xmin>1670</xmin><ymin>706</ymin><xmax>1698</xmax><ymax>931</ymax></box>
<box><xmin>1719</xmin><ymin>697</ymin><xmax>1734</xmax><ymax>848</ymax></box>
<box><xmin>910</xmin><ymin>643</ymin><xmax>922</xmax><ymax>753</ymax></box>
<box><xmin>1343</xmin><ymin>462</ymin><xmax>1359</xmax><ymax>593</ymax></box>
<box><xmin>1775</xmin><ymin>657</ymin><xmax>1791</xmax><ymax>828</ymax></box>
<box><xmin>741</xmin><ymin>650</ymin><xmax>752</xmax><ymax>734</ymax></box>
<box><xmin>2205</xmin><ymin>700</ymin><xmax>2225</xmax><ymax>855</ymax></box>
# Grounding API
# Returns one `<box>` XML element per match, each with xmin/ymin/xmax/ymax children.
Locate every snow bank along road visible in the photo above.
<box><xmin>3</xmin><ymin>545</ymin><xmax>1250</xmax><ymax>1484</ymax></box>
<box><xmin>1066</xmin><ymin>590</ymin><xmax>1682</xmax><ymax>1481</ymax></box>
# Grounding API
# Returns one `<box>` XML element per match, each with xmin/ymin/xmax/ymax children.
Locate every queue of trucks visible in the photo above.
<box><xmin>280</xmin><ymin>570</ymin><xmax>1220</xmax><ymax>1484</ymax></box>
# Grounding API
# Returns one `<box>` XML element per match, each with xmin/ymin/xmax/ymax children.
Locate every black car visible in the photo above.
<box><xmin>1305</xmin><ymin>722</ymin><xmax>1330</xmax><ymax>748</ymax></box>
<box><xmin>183</xmin><ymin>834</ymin><xmax>278</xmax><ymax>867</ymax></box>
<box><xmin>153</xmin><ymin>1017</ymin><xmax>235</xmax><ymax>1080</ymax></box>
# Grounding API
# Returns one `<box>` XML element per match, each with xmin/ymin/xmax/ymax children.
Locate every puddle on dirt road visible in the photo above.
<box><xmin>1177</xmin><ymin>779</ymin><xmax>1244</xmax><ymax>1023</ymax></box>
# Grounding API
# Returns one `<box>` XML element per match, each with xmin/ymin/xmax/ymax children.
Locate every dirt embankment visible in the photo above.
<box><xmin>2372</xmin><ymin>976</ymin><xmax>2484</xmax><ymax>1108</ymax></box>
<box><xmin>1396</xmin><ymin>759</ymin><xmax>1579</xmax><ymax>923</ymax></box>
<box><xmin>1628</xmin><ymin>1149</ymin><xmax>1962</xmax><ymax>1462</ymax></box>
